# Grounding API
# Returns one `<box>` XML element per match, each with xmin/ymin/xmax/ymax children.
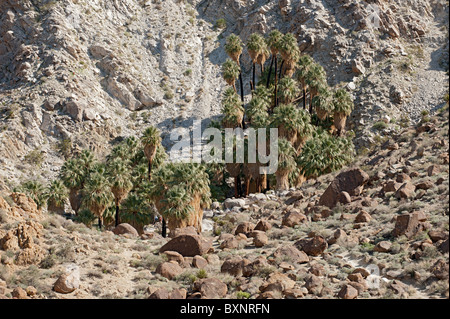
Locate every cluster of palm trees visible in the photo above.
<box><xmin>220</xmin><ymin>30</ymin><xmax>355</xmax><ymax>194</ymax></box>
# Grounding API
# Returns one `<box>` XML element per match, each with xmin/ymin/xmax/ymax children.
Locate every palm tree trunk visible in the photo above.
<box><xmin>162</xmin><ymin>218</ymin><xmax>167</xmax><ymax>238</ymax></box>
<box><xmin>239</xmin><ymin>72</ymin><xmax>244</xmax><ymax>102</ymax></box>
<box><xmin>98</xmin><ymin>217</ymin><xmax>102</xmax><ymax>230</ymax></box>
<box><xmin>266</xmin><ymin>56</ymin><xmax>274</xmax><ymax>88</ymax></box>
<box><xmin>115</xmin><ymin>204</ymin><xmax>120</xmax><ymax>227</ymax></box>
<box><xmin>252</xmin><ymin>63</ymin><xmax>256</xmax><ymax>92</ymax></box>
<box><xmin>278</xmin><ymin>60</ymin><xmax>284</xmax><ymax>81</ymax></box>
<box><xmin>274</xmin><ymin>56</ymin><xmax>278</xmax><ymax>110</ymax></box>
<box><xmin>148</xmin><ymin>160</ymin><xmax>153</xmax><ymax>181</ymax></box>
<box><xmin>303</xmin><ymin>87</ymin><xmax>307</xmax><ymax>110</ymax></box>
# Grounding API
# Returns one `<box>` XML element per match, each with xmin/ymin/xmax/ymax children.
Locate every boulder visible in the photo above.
<box><xmin>149</xmin><ymin>287</ymin><xmax>169</xmax><ymax>299</ymax></box>
<box><xmin>194</xmin><ymin>278</ymin><xmax>227</xmax><ymax>299</ymax></box>
<box><xmin>243</xmin><ymin>256</ymin><xmax>270</xmax><ymax>277</ymax></box>
<box><xmin>163</xmin><ymin>251</ymin><xmax>185</xmax><ymax>264</ymax></box>
<box><xmin>254</xmin><ymin>219</ymin><xmax>272</xmax><ymax>232</ymax></box>
<box><xmin>53</xmin><ymin>264</ymin><xmax>80</xmax><ymax>294</ymax></box>
<box><xmin>252</xmin><ymin>231</ymin><xmax>268</xmax><ymax>247</ymax></box>
<box><xmin>159</xmin><ymin>234</ymin><xmax>212</xmax><ymax>257</ymax></box>
<box><xmin>272</xmin><ymin>245</ymin><xmax>309</xmax><ymax>264</ymax></box>
<box><xmin>259</xmin><ymin>272</ymin><xmax>295</xmax><ymax>293</ymax></box>
<box><xmin>395</xmin><ymin>182</ymin><xmax>416</xmax><ymax>199</ymax></box>
<box><xmin>304</xmin><ymin>274</ymin><xmax>323</xmax><ymax>294</ymax></box>
<box><xmin>392</xmin><ymin>213</ymin><xmax>423</xmax><ymax>238</ymax></box>
<box><xmin>234</xmin><ymin>222</ymin><xmax>255</xmax><ymax>236</ymax></box>
<box><xmin>112</xmin><ymin>223</ymin><xmax>139</xmax><ymax>237</ymax></box>
<box><xmin>318</xmin><ymin>168</ymin><xmax>369</xmax><ymax>208</ymax></box>
<box><xmin>295</xmin><ymin>236</ymin><xmax>328</xmax><ymax>257</ymax></box>
<box><xmin>220</xmin><ymin>237</ymin><xmax>239</xmax><ymax>250</ymax></box>
<box><xmin>337</xmin><ymin>284</ymin><xmax>358</xmax><ymax>299</ymax></box>
<box><xmin>12</xmin><ymin>287</ymin><xmax>28</xmax><ymax>299</ymax></box>
<box><xmin>169</xmin><ymin>288</ymin><xmax>187</xmax><ymax>299</ymax></box>
<box><xmin>156</xmin><ymin>262</ymin><xmax>183</xmax><ymax>280</ymax></box>
<box><xmin>193</xmin><ymin>255</ymin><xmax>208</xmax><ymax>269</ymax></box>
<box><xmin>374</xmin><ymin>241</ymin><xmax>392</xmax><ymax>253</ymax></box>
<box><xmin>281</xmin><ymin>209</ymin><xmax>306</xmax><ymax>227</ymax></box>
<box><xmin>355</xmin><ymin>210</ymin><xmax>372</xmax><ymax>223</ymax></box>
<box><xmin>221</xmin><ymin>256</ymin><xmax>250</xmax><ymax>277</ymax></box>
<box><xmin>224</xmin><ymin>198</ymin><xmax>246</xmax><ymax>210</ymax></box>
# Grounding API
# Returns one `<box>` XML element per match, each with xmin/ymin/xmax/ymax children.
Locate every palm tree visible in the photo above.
<box><xmin>140</xmin><ymin>126</ymin><xmax>162</xmax><ymax>181</ymax></box>
<box><xmin>294</xmin><ymin>108</ymin><xmax>314</xmax><ymax>153</ymax></box>
<box><xmin>311</xmin><ymin>85</ymin><xmax>333</xmax><ymax>121</ymax></box>
<box><xmin>279</xmin><ymin>33</ymin><xmax>300</xmax><ymax>77</ymax></box>
<box><xmin>148</xmin><ymin>163</ymin><xmax>211</xmax><ymax>235</ymax></box>
<box><xmin>221</xmin><ymin>88</ymin><xmax>245</xmax><ymax>129</ymax></box>
<box><xmin>271</xmin><ymin>103</ymin><xmax>302</xmax><ymax>144</ymax></box>
<box><xmin>297</xmin><ymin>128</ymin><xmax>354</xmax><ymax>179</ymax></box>
<box><xmin>295</xmin><ymin>55</ymin><xmax>314</xmax><ymax>110</ymax></box>
<box><xmin>256</xmin><ymin>41</ymin><xmax>270</xmax><ymax>75</ymax></box>
<box><xmin>59</xmin><ymin>150</ymin><xmax>94</xmax><ymax>214</ymax></box>
<box><xmin>305</xmin><ymin>63</ymin><xmax>327</xmax><ymax>113</ymax></box>
<box><xmin>247</xmin><ymin>33</ymin><xmax>265</xmax><ymax>91</ymax></box>
<box><xmin>275</xmin><ymin>138</ymin><xmax>296</xmax><ymax>190</ymax></box>
<box><xmin>46</xmin><ymin>179</ymin><xmax>68</xmax><ymax>215</ymax></box>
<box><xmin>222</xmin><ymin>59</ymin><xmax>241</xmax><ymax>92</ymax></box>
<box><xmin>107</xmin><ymin>158</ymin><xmax>133</xmax><ymax>227</ymax></box>
<box><xmin>265</xmin><ymin>30</ymin><xmax>283</xmax><ymax>90</ymax></box>
<box><xmin>14</xmin><ymin>180</ymin><xmax>46</xmax><ymax>210</ymax></box>
<box><xmin>332</xmin><ymin>88</ymin><xmax>354</xmax><ymax>135</ymax></box>
<box><xmin>225</xmin><ymin>34</ymin><xmax>244</xmax><ymax>102</ymax></box>
<box><xmin>277</xmin><ymin>77</ymin><xmax>300</xmax><ymax>104</ymax></box>
<box><xmin>82</xmin><ymin>165</ymin><xmax>113</xmax><ymax>229</ymax></box>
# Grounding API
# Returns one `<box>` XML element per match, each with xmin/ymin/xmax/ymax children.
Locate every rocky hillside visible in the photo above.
<box><xmin>0</xmin><ymin>105</ymin><xmax>448</xmax><ymax>299</ymax></box>
<box><xmin>0</xmin><ymin>0</ymin><xmax>448</xmax><ymax>190</ymax></box>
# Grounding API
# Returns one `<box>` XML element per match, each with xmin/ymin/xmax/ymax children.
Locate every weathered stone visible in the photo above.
<box><xmin>160</xmin><ymin>234</ymin><xmax>212</xmax><ymax>257</ymax></box>
<box><xmin>234</xmin><ymin>222</ymin><xmax>255</xmax><ymax>236</ymax></box>
<box><xmin>156</xmin><ymin>262</ymin><xmax>183</xmax><ymax>280</ymax></box>
<box><xmin>112</xmin><ymin>223</ymin><xmax>139</xmax><ymax>237</ymax></box>
<box><xmin>53</xmin><ymin>264</ymin><xmax>80</xmax><ymax>294</ymax></box>
<box><xmin>355</xmin><ymin>210</ymin><xmax>372</xmax><ymax>223</ymax></box>
<box><xmin>337</xmin><ymin>284</ymin><xmax>358</xmax><ymax>299</ymax></box>
<box><xmin>252</xmin><ymin>231</ymin><xmax>268</xmax><ymax>247</ymax></box>
<box><xmin>193</xmin><ymin>255</ymin><xmax>208</xmax><ymax>269</ymax></box>
<box><xmin>395</xmin><ymin>182</ymin><xmax>416</xmax><ymax>199</ymax></box>
<box><xmin>149</xmin><ymin>287</ymin><xmax>169</xmax><ymax>299</ymax></box>
<box><xmin>164</xmin><ymin>251</ymin><xmax>185</xmax><ymax>264</ymax></box>
<box><xmin>221</xmin><ymin>256</ymin><xmax>249</xmax><ymax>277</ymax></box>
<box><xmin>169</xmin><ymin>288</ymin><xmax>187</xmax><ymax>299</ymax></box>
<box><xmin>194</xmin><ymin>278</ymin><xmax>228</xmax><ymax>298</ymax></box>
<box><xmin>281</xmin><ymin>209</ymin><xmax>306</xmax><ymax>227</ymax></box>
<box><xmin>374</xmin><ymin>241</ymin><xmax>392</xmax><ymax>253</ymax></box>
<box><xmin>295</xmin><ymin>236</ymin><xmax>328</xmax><ymax>257</ymax></box>
<box><xmin>273</xmin><ymin>245</ymin><xmax>309</xmax><ymax>264</ymax></box>
<box><xmin>254</xmin><ymin>219</ymin><xmax>272</xmax><ymax>232</ymax></box>
<box><xmin>392</xmin><ymin>213</ymin><xmax>423</xmax><ymax>238</ymax></box>
<box><xmin>319</xmin><ymin>168</ymin><xmax>369</xmax><ymax>208</ymax></box>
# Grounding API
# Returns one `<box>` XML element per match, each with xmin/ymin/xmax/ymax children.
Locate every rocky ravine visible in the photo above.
<box><xmin>0</xmin><ymin>0</ymin><xmax>449</xmax><ymax>190</ymax></box>
<box><xmin>0</xmin><ymin>106</ymin><xmax>448</xmax><ymax>299</ymax></box>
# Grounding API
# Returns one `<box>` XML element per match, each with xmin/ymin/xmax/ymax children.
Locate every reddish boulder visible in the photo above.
<box><xmin>318</xmin><ymin>168</ymin><xmax>369</xmax><ymax>208</ymax></box>
<box><xmin>159</xmin><ymin>234</ymin><xmax>212</xmax><ymax>257</ymax></box>
<box><xmin>295</xmin><ymin>236</ymin><xmax>328</xmax><ymax>257</ymax></box>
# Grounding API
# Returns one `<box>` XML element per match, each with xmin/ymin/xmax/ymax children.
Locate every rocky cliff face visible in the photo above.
<box><xmin>0</xmin><ymin>0</ymin><xmax>448</xmax><ymax>189</ymax></box>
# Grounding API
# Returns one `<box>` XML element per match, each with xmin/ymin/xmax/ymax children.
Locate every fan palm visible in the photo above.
<box><xmin>277</xmin><ymin>77</ymin><xmax>300</xmax><ymax>104</ymax></box>
<box><xmin>265</xmin><ymin>30</ymin><xmax>283</xmax><ymax>89</ymax></box>
<box><xmin>295</xmin><ymin>55</ymin><xmax>314</xmax><ymax>110</ymax></box>
<box><xmin>46</xmin><ymin>179</ymin><xmax>68</xmax><ymax>215</ymax></box>
<box><xmin>294</xmin><ymin>108</ymin><xmax>315</xmax><ymax>153</ymax></box>
<box><xmin>222</xmin><ymin>59</ymin><xmax>241</xmax><ymax>92</ymax></box>
<box><xmin>305</xmin><ymin>63</ymin><xmax>327</xmax><ymax>112</ymax></box>
<box><xmin>247</xmin><ymin>33</ymin><xmax>266</xmax><ymax>90</ymax></box>
<box><xmin>279</xmin><ymin>33</ymin><xmax>300</xmax><ymax>77</ymax></box>
<box><xmin>14</xmin><ymin>180</ymin><xmax>46</xmax><ymax>210</ymax></box>
<box><xmin>225</xmin><ymin>34</ymin><xmax>244</xmax><ymax>101</ymax></box>
<box><xmin>107</xmin><ymin>158</ymin><xmax>133</xmax><ymax>226</ymax></box>
<box><xmin>82</xmin><ymin>166</ymin><xmax>113</xmax><ymax>229</ymax></box>
<box><xmin>275</xmin><ymin>138</ymin><xmax>296</xmax><ymax>190</ymax></box>
<box><xmin>332</xmin><ymin>88</ymin><xmax>354</xmax><ymax>135</ymax></box>
<box><xmin>311</xmin><ymin>85</ymin><xmax>333</xmax><ymax>121</ymax></box>
<box><xmin>271</xmin><ymin>103</ymin><xmax>302</xmax><ymax>144</ymax></box>
<box><xmin>221</xmin><ymin>89</ymin><xmax>245</xmax><ymax>129</ymax></box>
<box><xmin>141</xmin><ymin>126</ymin><xmax>162</xmax><ymax>181</ymax></box>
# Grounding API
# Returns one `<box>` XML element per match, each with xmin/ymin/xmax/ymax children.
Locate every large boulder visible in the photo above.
<box><xmin>318</xmin><ymin>168</ymin><xmax>369</xmax><ymax>208</ymax></box>
<box><xmin>194</xmin><ymin>278</ymin><xmax>228</xmax><ymax>299</ymax></box>
<box><xmin>221</xmin><ymin>256</ymin><xmax>250</xmax><ymax>277</ymax></box>
<box><xmin>295</xmin><ymin>236</ymin><xmax>328</xmax><ymax>257</ymax></box>
<box><xmin>53</xmin><ymin>264</ymin><xmax>80</xmax><ymax>294</ymax></box>
<box><xmin>159</xmin><ymin>234</ymin><xmax>212</xmax><ymax>257</ymax></box>
<box><xmin>112</xmin><ymin>223</ymin><xmax>139</xmax><ymax>237</ymax></box>
<box><xmin>272</xmin><ymin>245</ymin><xmax>309</xmax><ymax>264</ymax></box>
<box><xmin>392</xmin><ymin>213</ymin><xmax>423</xmax><ymax>238</ymax></box>
<box><xmin>281</xmin><ymin>209</ymin><xmax>307</xmax><ymax>227</ymax></box>
<box><xmin>156</xmin><ymin>262</ymin><xmax>183</xmax><ymax>280</ymax></box>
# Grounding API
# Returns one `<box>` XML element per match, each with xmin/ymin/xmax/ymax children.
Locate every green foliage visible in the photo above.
<box><xmin>215</xmin><ymin>18</ymin><xmax>227</xmax><ymax>30</ymax></box>
<box><xmin>24</xmin><ymin>148</ymin><xmax>45</xmax><ymax>167</ymax></box>
<box><xmin>224</xmin><ymin>34</ymin><xmax>243</xmax><ymax>59</ymax></box>
<box><xmin>222</xmin><ymin>59</ymin><xmax>240</xmax><ymax>85</ymax></box>
<box><xmin>14</xmin><ymin>180</ymin><xmax>46</xmax><ymax>209</ymax></box>
<box><xmin>45</xmin><ymin>179</ymin><xmax>68</xmax><ymax>209</ymax></box>
<box><xmin>332</xmin><ymin>88</ymin><xmax>354</xmax><ymax>116</ymax></box>
<box><xmin>372</xmin><ymin>121</ymin><xmax>388</xmax><ymax>131</ymax></box>
<box><xmin>297</xmin><ymin>129</ymin><xmax>355</xmax><ymax>179</ymax></box>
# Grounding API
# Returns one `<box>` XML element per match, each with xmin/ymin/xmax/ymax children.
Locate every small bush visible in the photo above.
<box><xmin>215</xmin><ymin>18</ymin><xmax>227</xmax><ymax>30</ymax></box>
<box><xmin>372</xmin><ymin>121</ymin><xmax>388</xmax><ymax>131</ymax></box>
